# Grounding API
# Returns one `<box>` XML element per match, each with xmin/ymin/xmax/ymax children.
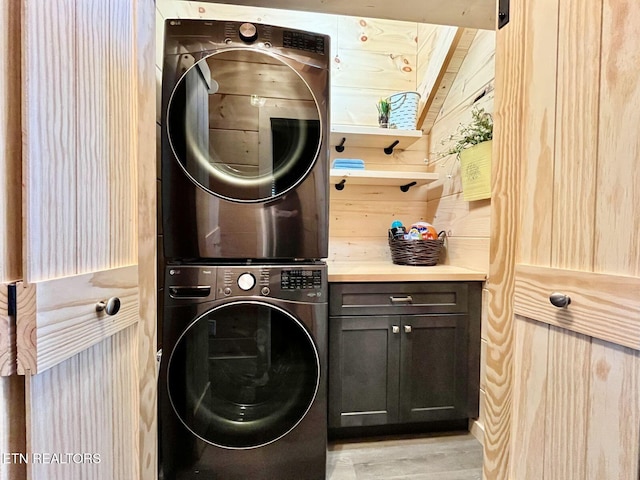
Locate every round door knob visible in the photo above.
<box><xmin>237</xmin><ymin>273</ymin><xmax>256</xmax><ymax>291</ymax></box>
<box><xmin>96</xmin><ymin>297</ymin><xmax>121</xmax><ymax>316</ymax></box>
<box><xmin>549</xmin><ymin>292</ymin><xmax>571</xmax><ymax>308</ymax></box>
<box><xmin>239</xmin><ymin>23</ymin><xmax>258</xmax><ymax>43</ymax></box>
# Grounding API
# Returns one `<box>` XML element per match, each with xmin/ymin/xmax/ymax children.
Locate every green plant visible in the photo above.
<box><xmin>440</xmin><ymin>107</ymin><xmax>493</xmax><ymax>158</ymax></box>
<box><xmin>376</xmin><ymin>98</ymin><xmax>391</xmax><ymax>117</ymax></box>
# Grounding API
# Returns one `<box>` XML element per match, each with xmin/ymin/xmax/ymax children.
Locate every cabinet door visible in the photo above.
<box><xmin>399</xmin><ymin>314</ymin><xmax>468</xmax><ymax>423</ymax></box>
<box><xmin>329</xmin><ymin>315</ymin><xmax>400</xmax><ymax>427</ymax></box>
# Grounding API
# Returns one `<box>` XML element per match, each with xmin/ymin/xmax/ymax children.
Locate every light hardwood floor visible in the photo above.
<box><xmin>327</xmin><ymin>433</ymin><xmax>483</xmax><ymax>480</ymax></box>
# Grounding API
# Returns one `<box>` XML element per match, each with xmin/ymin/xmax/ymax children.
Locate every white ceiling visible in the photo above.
<box><xmin>196</xmin><ymin>0</ymin><xmax>497</xmax><ymax>30</ymax></box>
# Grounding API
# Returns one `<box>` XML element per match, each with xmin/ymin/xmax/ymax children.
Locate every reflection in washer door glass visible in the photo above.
<box><xmin>167</xmin><ymin>50</ymin><xmax>321</xmax><ymax>202</ymax></box>
<box><xmin>167</xmin><ymin>303</ymin><xmax>319</xmax><ymax>449</ymax></box>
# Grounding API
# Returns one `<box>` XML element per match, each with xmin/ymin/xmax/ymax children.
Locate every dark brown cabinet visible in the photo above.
<box><xmin>329</xmin><ymin>282</ymin><xmax>481</xmax><ymax>429</ymax></box>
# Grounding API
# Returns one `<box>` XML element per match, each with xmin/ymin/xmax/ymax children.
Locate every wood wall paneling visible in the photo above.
<box><xmin>424</xmin><ymin>32</ymin><xmax>494</xmax><ymax>275</ymax></box>
<box><xmin>337</xmin><ymin>16</ymin><xmax>417</xmax><ymax>55</ymax></box>
<box><xmin>197</xmin><ymin>0</ymin><xmax>496</xmax><ymax>30</ymax></box>
<box><xmin>416</xmin><ymin>27</ymin><xmax>477</xmax><ymax>133</ymax></box>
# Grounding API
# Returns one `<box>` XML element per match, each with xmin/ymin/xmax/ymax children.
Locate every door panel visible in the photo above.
<box><xmin>19</xmin><ymin>0</ymin><xmax>152</xmax><ymax>478</ymax></box>
<box><xmin>509</xmin><ymin>0</ymin><xmax>640</xmax><ymax>477</ymax></box>
<box><xmin>25</xmin><ymin>327</ymin><xmax>138</xmax><ymax>480</ymax></box>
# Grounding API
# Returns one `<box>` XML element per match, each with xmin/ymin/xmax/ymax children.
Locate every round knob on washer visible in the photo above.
<box><xmin>239</xmin><ymin>23</ymin><xmax>258</xmax><ymax>43</ymax></box>
<box><xmin>238</xmin><ymin>273</ymin><xmax>256</xmax><ymax>291</ymax></box>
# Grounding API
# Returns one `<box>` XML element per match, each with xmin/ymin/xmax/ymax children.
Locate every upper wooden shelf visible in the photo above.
<box><xmin>330</xmin><ymin>124</ymin><xmax>423</xmax><ymax>151</ymax></box>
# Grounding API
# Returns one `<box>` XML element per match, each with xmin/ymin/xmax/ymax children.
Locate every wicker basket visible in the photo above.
<box><xmin>388</xmin><ymin>231</ymin><xmax>446</xmax><ymax>266</ymax></box>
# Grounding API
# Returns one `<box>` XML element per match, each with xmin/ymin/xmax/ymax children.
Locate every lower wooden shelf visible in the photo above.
<box><xmin>330</xmin><ymin>169</ymin><xmax>439</xmax><ymax>191</ymax></box>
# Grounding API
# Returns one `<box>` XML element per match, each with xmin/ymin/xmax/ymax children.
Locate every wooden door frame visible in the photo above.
<box><xmin>482</xmin><ymin>4</ymin><xmax>522</xmax><ymax>480</ymax></box>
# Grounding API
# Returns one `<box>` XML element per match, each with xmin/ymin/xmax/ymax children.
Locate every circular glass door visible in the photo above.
<box><xmin>167</xmin><ymin>301</ymin><xmax>320</xmax><ymax>449</ymax></box>
<box><xmin>167</xmin><ymin>50</ymin><xmax>322</xmax><ymax>203</ymax></box>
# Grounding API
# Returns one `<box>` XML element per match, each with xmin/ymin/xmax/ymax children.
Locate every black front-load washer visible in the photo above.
<box><xmin>158</xmin><ymin>264</ymin><xmax>327</xmax><ymax>480</ymax></box>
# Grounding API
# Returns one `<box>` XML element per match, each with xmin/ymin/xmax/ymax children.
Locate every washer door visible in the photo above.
<box><xmin>167</xmin><ymin>301</ymin><xmax>320</xmax><ymax>449</ymax></box>
<box><xmin>167</xmin><ymin>49</ymin><xmax>322</xmax><ymax>203</ymax></box>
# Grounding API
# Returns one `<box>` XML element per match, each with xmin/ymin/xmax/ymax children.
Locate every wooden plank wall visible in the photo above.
<box><xmin>0</xmin><ymin>2</ymin><xmax>25</xmax><ymax>479</ymax></box>
<box><xmin>422</xmin><ymin>30</ymin><xmax>495</xmax><ymax>442</ymax></box>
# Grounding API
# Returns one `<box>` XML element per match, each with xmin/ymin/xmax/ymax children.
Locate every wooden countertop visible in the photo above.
<box><xmin>327</xmin><ymin>261</ymin><xmax>487</xmax><ymax>282</ymax></box>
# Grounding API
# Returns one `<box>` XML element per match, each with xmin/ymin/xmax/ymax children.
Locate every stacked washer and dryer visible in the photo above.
<box><xmin>159</xmin><ymin>19</ymin><xmax>330</xmax><ymax>480</ymax></box>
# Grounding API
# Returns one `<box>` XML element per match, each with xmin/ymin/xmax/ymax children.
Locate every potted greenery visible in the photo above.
<box><xmin>440</xmin><ymin>106</ymin><xmax>493</xmax><ymax>201</ymax></box>
<box><xmin>376</xmin><ymin>98</ymin><xmax>391</xmax><ymax>128</ymax></box>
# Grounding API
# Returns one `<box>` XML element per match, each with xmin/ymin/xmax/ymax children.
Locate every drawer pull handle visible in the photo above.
<box><xmin>404</xmin><ymin>325</ymin><xmax>412</xmax><ymax>334</ymax></box>
<box><xmin>390</xmin><ymin>295</ymin><xmax>413</xmax><ymax>303</ymax></box>
<box><xmin>392</xmin><ymin>325</ymin><xmax>400</xmax><ymax>334</ymax></box>
<box><xmin>549</xmin><ymin>292</ymin><xmax>571</xmax><ymax>308</ymax></box>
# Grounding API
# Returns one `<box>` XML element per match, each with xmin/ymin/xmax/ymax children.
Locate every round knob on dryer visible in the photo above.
<box><xmin>237</xmin><ymin>273</ymin><xmax>256</xmax><ymax>291</ymax></box>
<box><xmin>239</xmin><ymin>23</ymin><xmax>258</xmax><ymax>43</ymax></box>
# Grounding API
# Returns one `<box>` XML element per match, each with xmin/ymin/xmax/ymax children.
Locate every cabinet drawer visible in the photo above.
<box><xmin>329</xmin><ymin>282</ymin><xmax>470</xmax><ymax>316</ymax></box>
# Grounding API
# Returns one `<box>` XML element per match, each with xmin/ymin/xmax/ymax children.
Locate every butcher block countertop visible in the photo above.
<box><xmin>327</xmin><ymin>261</ymin><xmax>487</xmax><ymax>282</ymax></box>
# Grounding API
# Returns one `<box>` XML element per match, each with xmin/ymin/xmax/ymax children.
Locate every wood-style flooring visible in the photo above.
<box><xmin>327</xmin><ymin>433</ymin><xmax>483</xmax><ymax>480</ymax></box>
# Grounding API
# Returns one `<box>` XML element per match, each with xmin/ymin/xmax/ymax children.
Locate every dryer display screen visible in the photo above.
<box><xmin>281</xmin><ymin>270</ymin><xmax>322</xmax><ymax>290</ymax></box>
<box><xmin>283</xmin><ymin>30</ymin><xmax>325</xmax><ymax>54</ymax></box>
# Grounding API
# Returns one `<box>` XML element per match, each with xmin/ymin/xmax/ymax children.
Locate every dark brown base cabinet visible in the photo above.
<box><xmin>328</xmin><ymin>282</ymin><xmax>482</xmax><ymax>429</ymax></box>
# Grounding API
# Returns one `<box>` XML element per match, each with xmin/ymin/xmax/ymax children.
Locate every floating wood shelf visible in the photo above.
<box><xmin>330</xmin><ymin>125</ymin><xmax>423</xmax><ymax>151</ymax></box>
<box><xmin>330</xmin><ymin>169</ymin><xmax>439</xmax><ymax>192</ymax></box>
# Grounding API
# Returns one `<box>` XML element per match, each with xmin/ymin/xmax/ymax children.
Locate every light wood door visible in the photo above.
<box><xmin>500</xmin><ymin>0</ymin><xmax>640</xmax><ymax>478</ymax></box>
<box><xmin>14</xmin><ymin>1</ymin><xmax>156</xmax><ymax>479</ymax></box>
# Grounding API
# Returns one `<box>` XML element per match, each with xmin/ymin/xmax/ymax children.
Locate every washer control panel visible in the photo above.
<box><xmin>281</xmin><ymin>269</ymin><xmax>323</xmax><ymax>290</ymax></box>
<box><xmin>165</xmin><ymin>265</ymin><xmax>326</xmax><ymax>303</ymax></box>
<box><xmin>214</xmin><ymin>265</ymin><xmax>326</xmax><ymax>302</ymax></box>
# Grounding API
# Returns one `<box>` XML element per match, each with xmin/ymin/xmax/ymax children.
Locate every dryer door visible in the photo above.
<box><xmin>166</xmin><ymin>49</ymin><xmax>322</xmax><ymax>203</ymax></box>
<box><xmin>167</xmin><ymin>300</ymin><xmax>320</xmax><ymax>449</ymax></box>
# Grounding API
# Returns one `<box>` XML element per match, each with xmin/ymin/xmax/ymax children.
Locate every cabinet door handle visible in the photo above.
<box><xmin>392</xmin><ymin>325</ymin><xmax>400</xmax><ymax>334</ymax></box>
<box><xmin>404</xmin><ymin>325</ymin><xmax>412</xmax><ymax>334</ymax></box>
<box><xmin>390</xmin><ymin>295</ymin><xmax>413</xmax><ymax>303</ymax></box>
